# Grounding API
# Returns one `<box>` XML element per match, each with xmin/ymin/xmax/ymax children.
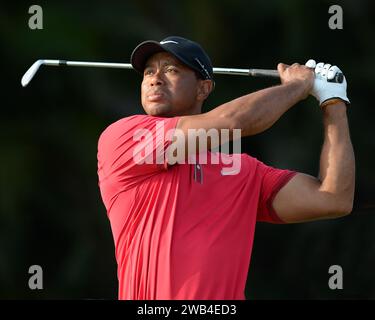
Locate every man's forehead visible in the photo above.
<box><xmin>145</xmin><ymin>52</ymin><xmax>182</xmax><ymax>67</ymax></box>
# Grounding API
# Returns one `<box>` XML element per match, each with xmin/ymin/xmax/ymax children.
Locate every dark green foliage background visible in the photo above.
<box><xmin>1</xmin><ymin>0</ymin><xmax>374</xmax><ymax>299</ymax></box>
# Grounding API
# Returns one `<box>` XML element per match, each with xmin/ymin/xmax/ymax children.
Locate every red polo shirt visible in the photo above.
<box><xmin>97</xmin><ymin>115</ymin><xmax>296</xmax><ymax>300</ymax></box>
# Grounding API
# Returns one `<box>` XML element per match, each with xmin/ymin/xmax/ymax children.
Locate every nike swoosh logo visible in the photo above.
<box><xmin>160</xmin><ymin>40</ymin><xmax>179</xmax><ymax>45</ymax></box>
<box><xmin>220</xmin><ymin>169</ymin><xmax>240</xmax><ymax>176</ymax></box>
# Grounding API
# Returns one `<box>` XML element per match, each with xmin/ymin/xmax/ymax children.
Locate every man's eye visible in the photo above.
<box><xmin>166</xmin><ymin>67</ymin><xmax>178</xmax><ymax>73</ymax></box>
<box><xmin>144</xmin><ymin>69</ymin><xmax>154</xmax><ymax>76</ymax></box>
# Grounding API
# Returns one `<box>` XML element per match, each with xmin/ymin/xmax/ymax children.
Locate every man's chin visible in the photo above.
<box><xmin>145</xmin><ymin>104</ymin><xmax>173</xmax><ymax>117</ymax></box>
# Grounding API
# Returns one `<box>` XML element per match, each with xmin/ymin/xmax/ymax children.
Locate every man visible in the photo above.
<box><xmin>97</xmin><ymin>36</ymin><xmax>355</xmax><ymax>300</ymax></box>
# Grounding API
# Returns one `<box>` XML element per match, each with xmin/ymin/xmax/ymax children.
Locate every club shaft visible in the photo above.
<box><xmin>22</xmin><ymin>58</ymin><xmax>344</xmax><ymax>86</ymax></box>
<box><xmin>43</xmin><ymin>59</ymin><xmax>133</xmax><ymax>69</ymax></box>
<box><xmin>22</xmin><ymin>59</ymin><xmax>283</xmax><ymax>87</ymax></box>
<box><xmin>213</xmin><ymin>67</ymin><xmax>279</xmax><ymax>77</ymax></box>
<box><xmin>43</xmin><ymin>60</ymin><xmax>280</xmax><ymax>77</ymax></box>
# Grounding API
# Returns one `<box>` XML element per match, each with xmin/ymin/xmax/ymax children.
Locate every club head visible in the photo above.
<box><xmin>21</xmin><ymin>60</ymin><xmax>44</xmax><ymax>87</ymax></box>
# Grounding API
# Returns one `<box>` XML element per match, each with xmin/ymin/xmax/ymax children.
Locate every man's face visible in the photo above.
<box><xmin>141</xmin><ymin>52</ymin><xmax>208</xmax><ymax>117</ymax></box>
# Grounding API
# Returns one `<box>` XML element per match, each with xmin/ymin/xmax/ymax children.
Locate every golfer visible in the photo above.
<box><xmin>97</xmin><ymin>36</ymin><xmax>355</xmax><ymax>300</ymax></box>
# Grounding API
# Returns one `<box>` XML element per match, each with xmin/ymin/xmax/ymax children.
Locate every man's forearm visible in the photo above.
<box><xmin>318</xmin><ymin>102</ymin><xmax>355</xmax><ymax>212</ymax></box>
<box><xmin>212</xmin><ymin>81</ymin><xmax>307</xmax><ymax>136</ymax></box>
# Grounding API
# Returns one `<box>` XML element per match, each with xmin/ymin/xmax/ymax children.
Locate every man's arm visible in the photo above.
<box><xmin>273</xmin><ymin>101</ymin><xmax>355</xmax><ymax>222</ymax></box>
<box><xmin>175</xmin><ymin>63</ymin><xmax>314</xmax><ymax>148</ymax></box>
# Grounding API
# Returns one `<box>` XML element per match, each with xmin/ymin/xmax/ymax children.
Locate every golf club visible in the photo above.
<box><xmin>21</xmin><ymin>59</ymin><xmax>344</xmax><ymax>87</ymax></box>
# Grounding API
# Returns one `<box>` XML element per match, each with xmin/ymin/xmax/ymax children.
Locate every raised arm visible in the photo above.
<box><xmin>273</xmin><ymin>101</ymin><xmax>355</xmax><ymax>222</ymax></box>
<box><xmin>272</xmin><ymin>62</ymin><xmax>355</xmax><ymax>222</ymax></box>
<box><xmin>175</xmin><ymin>63</ymin><xmax>314</xmax><ymax>148</ymax></box>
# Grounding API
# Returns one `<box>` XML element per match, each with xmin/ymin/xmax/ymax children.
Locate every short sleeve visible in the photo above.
<box><xmin>97</xmin><ymin>115</ymin><xmax>180</xmax><ymax>207</ymax></box>
<box><xmin>256</xmin><ymin>161</ymin><xmax>297</xmax><ymax>223</ymax></box>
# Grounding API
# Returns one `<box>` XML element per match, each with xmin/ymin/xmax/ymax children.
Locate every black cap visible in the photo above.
<box><xmin>130</xmin><ymin>36</ymin><xmax>213</xmax><ymax>80</ymax></box>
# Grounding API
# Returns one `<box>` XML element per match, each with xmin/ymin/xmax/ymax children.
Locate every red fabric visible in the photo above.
<box><xmin>97</xmin><ymin>115</ymin><xmax>296</xmax><ymax>300</ymax></box>
<box><xmin>256</xmin><ymin>162</ymin><xmax>298</xmax><ymax>223</ymax></box>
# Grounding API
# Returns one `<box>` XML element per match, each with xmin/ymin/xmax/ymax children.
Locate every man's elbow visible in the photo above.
<box><xmin>332</xmin><ymin>206</ymin><xmax>353</xmax><ymax>218</ymax></box>
<box><xmin>328</xmin><ymin>199</ymin><xmax>354</xmax><ymax>218</ymax></box>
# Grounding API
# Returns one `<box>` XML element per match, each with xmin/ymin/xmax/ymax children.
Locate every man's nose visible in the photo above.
<box><xmin>150</xmin><ymin>70</ymin><xmax>164</xmax><ymax>86</ymax></box>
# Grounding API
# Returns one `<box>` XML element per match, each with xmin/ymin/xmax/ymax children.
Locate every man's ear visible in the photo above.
<box><xmin>197</xmin><ymin>80</ymin><xmax>213</xmax><ymax>101</ymax></box>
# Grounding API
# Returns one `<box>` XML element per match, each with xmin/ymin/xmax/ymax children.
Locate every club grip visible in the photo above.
<box><xmin>249</xmin><ymin>69</ymin><xmax>344</xmax><ymax>83</ymax></box>
<box><xmin>328</xmin><ymin>72</ymin><xmax>344</xmax><ymax>83</ymax></box>
<box><xmin>248</xmin><ymin>69</ymin><xmax>279</xmax><ymax>78</ymax></box>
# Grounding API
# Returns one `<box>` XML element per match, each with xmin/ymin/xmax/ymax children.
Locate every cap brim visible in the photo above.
<box><xmin>131</xmin><ymin>41</ymin><xmax>168</xmax><ymax>74</ymax></box>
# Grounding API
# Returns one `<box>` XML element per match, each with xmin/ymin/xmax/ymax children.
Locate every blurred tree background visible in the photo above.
<box><xmin>1</xmin><ymin>0</ymin><xmax>374</xmax><ymax>299</ymax></box>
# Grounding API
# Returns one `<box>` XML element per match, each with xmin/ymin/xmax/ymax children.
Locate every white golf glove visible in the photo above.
<box><xmin>305</xmin><ymin>59</ymin><xmax>350</xmax><ymax>107</ymax></box>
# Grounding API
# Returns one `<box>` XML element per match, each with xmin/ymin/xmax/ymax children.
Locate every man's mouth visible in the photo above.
<box><xmin>147</xmin><ymin>91</ymin><xmax>165</xmax><ymax>102</ymax></box>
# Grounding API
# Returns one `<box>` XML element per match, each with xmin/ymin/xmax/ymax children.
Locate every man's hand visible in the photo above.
<box><xmin>277</xmin><ymin>62</ymin><xmax>315</xmax><ymax>99</ymax></box>
<box><xmin>305</xmin><ymin>59</ymin><xmax>350</xmax><ymax>107</ymax></box>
